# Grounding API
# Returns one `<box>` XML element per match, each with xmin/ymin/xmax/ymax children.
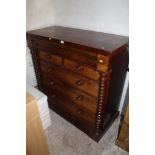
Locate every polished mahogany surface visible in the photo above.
<box><xmin>27</xmin><ymin>26</ymin><xmax>129</xmax><ymax>142</ymax></box>
<box><xmin>27</xmin><ymin>26</ymin><xmax>128</xmax><ymax>53</ymax></box>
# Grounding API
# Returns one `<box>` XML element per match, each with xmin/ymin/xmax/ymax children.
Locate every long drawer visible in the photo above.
<box><xmin>48</xmin><ymin>95</ymin><xmax>96</xmax><ymax>134</ymax></box>
<box><xmin>42</xmin><ymin>75</ymin><xmax>97</xmax><ymax>113</ymax></box>
<box><xmin>40</xmin><ymin>60</ymin><xmax>99</xmax><ymax>97</ymax></box>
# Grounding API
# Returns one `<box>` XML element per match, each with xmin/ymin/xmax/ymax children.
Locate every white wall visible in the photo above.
<box><xmin>26</xmin><ymin>0</ymin><xmax>129</xmax><ymax>111</ymax></box>
<box><xmin>26</xmin><ymin>0</ymin><xmax>54</xmax><ymax>86</ymax></box>
<box><xmin>51</xmin><ymin>0</ymin><xmax>129</xmax><ymax>36</ymax></box>
<box><xmin>26</xmin><ymin>0</ymin><xmax>129</xmax><ymax>36</ymax></box>
<box><xmin>26</xmin><ymin>0</ymin><xmax>54</xmax><ymax>31</ymax></box>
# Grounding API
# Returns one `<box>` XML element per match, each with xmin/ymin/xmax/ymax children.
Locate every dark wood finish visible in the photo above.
<box><xmin>38</xmin><ymin>50</ymin><xmax>63</xmax><ymax>66</ymax></box>
<box><xmin>27</xmin><ymin>26</ymin><xmax>129</xmax><ymax>142</ymax></box>
<box><xmin>64</xmin><ymin>58</ymin><xmax>99</xmax><ymax>81</ymax></box>
<box><xmin>107</xmin><ymin>49</ymin><xmax>129</xmax><ymax>112</ymax></box>
<box><xmin>48</xmin><ymin>97</ymin><xmax>95</xmax><ymax>135</ymax></box>
<box><xmin>32</xmin><ymin>38</ymin><xmax>98</xmax><ymax>68</ymax></box>
<box><xmin>39</xmin><ymin>60</ymin><xmax>99</xmax><ymax>97</ymax></box>
<box><xmin>27</xmin><ymin>26</ymin><xmax>128</xmax><ymax>53</ymax></box>
<box><xmin>42</xmin><ymin>76</ymin><xmax>97</xmax><ymax>113</ymax></box>
<box><xmin>95</xmin><ymin>71</ymin><xmax>111</xmax><ymax>136</ymax></box>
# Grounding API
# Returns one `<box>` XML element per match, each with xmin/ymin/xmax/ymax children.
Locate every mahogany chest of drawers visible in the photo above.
<box><xmin>27</xmin><ymin>26</ymin><xmax>129</xmax><ymax>141</ymax></box>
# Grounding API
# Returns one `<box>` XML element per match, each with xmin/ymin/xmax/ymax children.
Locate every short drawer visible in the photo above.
<box><xmin>64</xmin><ymin>59</ymin><xmax>99</xmax><ymax>81</ymax></box>
<box><xmin>38</xmin><ymin>50</ymin><xmax>63</xmax><ymax>66</ymax></box>
<box><xmin>40</xmin><ymin>60</ymin><xmax>99</xmax><ymax>97</ymax></box>
<box><xmin>42</xmin><ymin>76</ymin><xmax>97</xmax><ymax>113</ymax></box>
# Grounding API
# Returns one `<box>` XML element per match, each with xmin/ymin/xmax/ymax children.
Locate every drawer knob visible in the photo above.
<box><xmin>50</xmin><ymin>81</ymin><xmax>55</xmax><ymax>86</ymax></box>
<box><xmin>46</xmin><ymin>54</ymin><xmax>51</xmax><ymax>59</ymax></box>
<box><xmin>98</xmin><ymin>59</ymin><xmax>104</xmax><ymax>64</ymax></box>
<box><xmin>76</xmin><ymin>79</ymin><xmax>84</xmax><ymax>86</ymax></box>
<box><xmin>76</xmin><ymin>95</ymin><xmax>83</xmax><ymax>101</ymax></box>
<box><xmin>51</xmin><ymin>94</ymin><xmax>56</xmax><ymax>99</ymax></box>
<box><xmin>49</xmin><ymin>37</ymin><xmax>52</xmax><ymax>40</ymax></box>
<box><xmin>77</xmin><ymin>109</ymin><xmax>83</xmax><ymax>114</ymax></box>
<box><xmin>76</xmin><ymin>66</ymin><xmax>83</xmax><ymax>71</ymax></box>
<box><xmin>47</xmin><ymin>68</ymin><xmax>52</xmax><ymax>73</ymax></box>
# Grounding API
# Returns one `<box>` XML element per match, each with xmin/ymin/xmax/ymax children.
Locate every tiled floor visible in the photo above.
<box><xmin>45</xmin><ymin>110</ymin><xmax>129</xmax><ymax>155</ymax></box>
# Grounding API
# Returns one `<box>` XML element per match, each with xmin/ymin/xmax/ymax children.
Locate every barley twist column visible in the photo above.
<box><xmin>30</xmin><ymin>48</ymin><xmax>42</xmax><ymax>91</ymax></box>
<box><xmin>95</xmin><ymin>70</ymin><xmax>111</xmax><ymax>136</ymax></box>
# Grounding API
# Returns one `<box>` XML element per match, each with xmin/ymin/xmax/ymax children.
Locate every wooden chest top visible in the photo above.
<box><xmin>27</xmin><ymin>26</ymin><xmax>128</xmax><ymax>54</ymax></box>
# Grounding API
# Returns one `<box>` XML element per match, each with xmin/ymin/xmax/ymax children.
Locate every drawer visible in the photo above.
<box><xmin>40</xmin><ymin>60</ymin><xmax>99</xmax><ymax>97</ymax></box>
<box><xmin>48</xmin><ymin>95</ymin><xmax>96</xmax><ymax>130</ymax></box>
<box><xmin>42</xmin><ymin>76</ymin><xmax>97</xmax><ymax>113</ymax></box>
<box><xmin>64</xmin><ymin>59</ymin><xmax>99</xmax><ymax>81</ymax></box>
<box><xmin>38</xmin><ymin>50</ymin><xmax>63</xmax><ymax>66</ymax></box>
<box><xmin>33</xmin><ymin>38</ymin><xmax>97</xmax><ymax>68</ymax></box>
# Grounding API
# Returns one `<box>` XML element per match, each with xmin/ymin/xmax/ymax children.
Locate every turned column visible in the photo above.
<box><xmin>95</xmin><ymin>70</ymin><xmax>111</xmax><ymax>136</ymax></box>
<box><xmin>30</xmin><ymin>48</ymin><xmax>43</xmax><ymax>91</ymax></box>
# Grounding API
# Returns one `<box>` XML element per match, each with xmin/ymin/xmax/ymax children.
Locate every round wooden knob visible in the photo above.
<box><xmin>50</xmin><ymin>81</ymin><xmax>55</xmax><ymax>85</ymax></box>
<box><xmin>76</xmin><ymin>66</ymin><xmax>83</xmax><ymax>71</ymax></box>
<box><xmin>76</xmin><ymin>95</ymin><xmax>83</xmax><ymax>101</ymax></box>
<box><xmin>77</xmin><ymin>109</ymin><xmax>82</xmax><ymax>114</ymax></box>
<box><xmin>76</xmin><ymin>79</ymin><xmax>84</xmax><ymax>86</ymax></box>
<box><xmin>46</xmin><ymin>54</ymin><xmax>51</xmax><ymax>59</ymax></box>
<box><xmin>47</xmin><ymin>68</ymin><xmax>52</xmax><ymax>73</ymax></box>
<box><xmin>51</xmin><ymin>94</ymin><xmax>56</xmax><ymax>99</ymax></box>
<box><xmin>98</xmin><ymin>59</ymin><xmax>104</xmax><ymax>64</ymax></box>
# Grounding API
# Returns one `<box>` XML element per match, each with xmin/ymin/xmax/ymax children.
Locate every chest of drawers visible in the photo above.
<box><xmin>27</xmin><ymin>26</ymin><xmax>129</xmax><ymax>141</ymax></box>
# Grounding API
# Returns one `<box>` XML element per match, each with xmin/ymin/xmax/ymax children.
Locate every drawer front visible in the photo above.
<box><xmin>40</xmin><ymin>60</ymin><xmax>99</xmax><ymax>97</ymax></box>
<box><xmin>38</xmin><ymin>50</ymin><xmax>63</xmax><ymax>66</ymax></box>
<box><xmin>48</xmin><ymin>95</ymin><xmax>96</xmax><ymax>130</ymax></box>
<box><xmin>33</xmin><ymin>38</ymin><xmax>97</xmax><ymax>68</ymax></box>
<box><xmin>64</xmin><ymin>59</ymin><xmax>99</xmax><ymax>81</ymax></box>
<box><xmin>42</xmin><ymin>76</ymin><xmax>97</xmax><ymax>113</ymax></box>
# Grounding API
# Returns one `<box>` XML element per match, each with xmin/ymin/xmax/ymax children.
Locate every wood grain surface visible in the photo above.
<box><xmin>27</xmin><ymin>26</ymin><xmax>129</xmax><ymax>141</ymax></box>
<box><xmin>26</xmin><ymin>92</ymin><xmax>50</xmax><ymax>155</ymax></box>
